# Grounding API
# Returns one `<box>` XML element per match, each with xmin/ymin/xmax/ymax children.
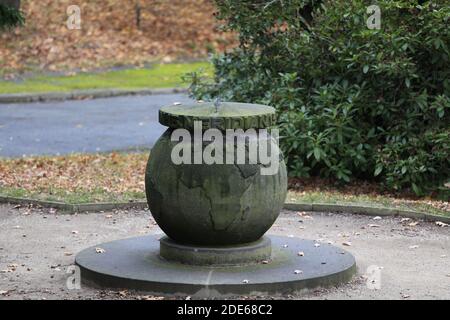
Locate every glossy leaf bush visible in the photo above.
<box><xmin>188</xmin><ymin>0</ymin><xmax>450</xmax><ymax>195</ymax></box>
<box><xmin>0</xmin><ymin>2</ymin><xmax>24</xmax><ymax>30</ymax></box>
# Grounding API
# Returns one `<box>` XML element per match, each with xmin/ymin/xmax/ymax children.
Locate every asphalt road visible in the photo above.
<box><xmin>0</xmin><ymin>94</ymin><xmax>194</xmax><ymax>158</ymax></box>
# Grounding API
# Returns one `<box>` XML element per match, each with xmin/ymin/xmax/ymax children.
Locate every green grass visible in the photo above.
<box><xmin>0</xmin><ymin>62</ymin><xmax>212</xmax><ymax>94</ymax></box>
<box><xmin>0</xmin><ymin>186</ymin><xmax>146</xmax><ymax>204</ymax></box>
<box><xmin>287</xmin><ymin>191</ymin><xmax>449</xmax><ymax>217</ymax></box>
<box><xmin>1</xmin><ymin>186</ymin><xmax>448</xmax><ymax>217</ymax></box>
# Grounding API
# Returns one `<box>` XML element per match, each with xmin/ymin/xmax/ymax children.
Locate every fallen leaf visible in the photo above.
<box><xmin>95</xmin><ymin>248</ymin><xmax>106</xmax><ymax>254</ymax></box>
<box><xmin>140</xmin><ymin>296</ymin><xmax>164</xmax><ymax>300</ymax></box>
<box><xmin>436</xmin><ymin>221</ymin><xmax>449</xmax><ymax>227</ymax></box>
<box><xmin>342</xmin><ymin>242</ymin><xmax>352</xmax><ymax>247</ymax></box>
<box><xmin>118</xmin><ymin>290</ymin><xmax>128</xmax><ymax>297</ymax></box>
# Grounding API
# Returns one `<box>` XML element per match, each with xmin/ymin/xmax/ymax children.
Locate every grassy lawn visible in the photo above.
<box><xmin>287</xmin><ymin>191</ymin><xmax>449</xmax><ymax>217</ymax></box>
<box><xmin>0</xmin><ymin>152</ymin><xmax>448</xmax><ymax>217</ymax></box>
<box><xmin>0</xmin><ymin>62</ymin><xmax>212</xmax><ymax>94</ymax></box>
<box><xmin>0</xmin><ymin>186</ymin><xmax>145</xmax><ymax>204</ymax></box>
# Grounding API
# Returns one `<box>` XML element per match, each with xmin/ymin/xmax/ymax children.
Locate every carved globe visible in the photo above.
<box><xmin>145</xmin><ymin>102</ymin><xmax>288</xmax><ymax>246</ymax></box>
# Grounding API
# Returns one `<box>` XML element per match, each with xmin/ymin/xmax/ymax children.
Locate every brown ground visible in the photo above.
<box><xmin>0</xmin><ymin>0</ymin><xmax>234</xmax><ymax>78</ymax></box>
<box><xmin>0</xmin><ymin>153</ymin><xmax>147</xmax><ymax>196</ymax></box>
<box><xmin>1</xmin><ymin>153</ymin><xmax>448</xmax><ymax>213</ymax></box>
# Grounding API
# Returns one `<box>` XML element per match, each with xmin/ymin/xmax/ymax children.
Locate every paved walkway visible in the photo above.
<box><xmin>0</xmin><ymin>204</ymin><xmax>448</xmax><ymax>300</ymax></box>
<box><xmin>0</xmin><ymin>94</ymin><xmax>193</xmax><ymax>158</ymax></box>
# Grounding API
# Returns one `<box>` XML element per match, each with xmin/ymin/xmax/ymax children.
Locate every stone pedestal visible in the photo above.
<box><xmin>75</xmin><ymin>101</ymin><xmax>356</xmax><ymax>297</ymax></box>
<box><xmin>159</xmin><ymin>236</ymin><xmax>272</xmax><ymax>266</ymax></box>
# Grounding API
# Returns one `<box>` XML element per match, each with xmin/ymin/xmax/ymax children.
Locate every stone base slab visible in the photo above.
<box><xmin>75</xmin><ymin>235</ymin><xmax>356</xmax><ymax>298</ymax></box>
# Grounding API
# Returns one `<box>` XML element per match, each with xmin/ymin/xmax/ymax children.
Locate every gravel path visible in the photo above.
<box><xmin>0</xmin><ymin>204</ymin><xmax>448</xmax><ymax>300</ymax></box>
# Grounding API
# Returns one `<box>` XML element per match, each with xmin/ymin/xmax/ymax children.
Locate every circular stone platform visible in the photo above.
<box><xmin>75</xmin><ymin>235</ymin><xmax>356</xmax><ymax>298</ymax></box>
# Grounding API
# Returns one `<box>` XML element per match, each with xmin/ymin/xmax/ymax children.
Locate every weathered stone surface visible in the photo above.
<box><xmin>145</xmin><ymin>129</ymin><xmax>288</xmax><ymax>245</ymax></box>
<box><xmin>159</xmin><ymin>236</ymin><xmax>272</xmax><ymax>266</ymax></box>
<box><xmin>159</xmin><ymin>102</ymin><xmax>277</xmax><ymax>130</ymax></box>
<box><xmin>75</xmin><ymin>235</ymin><xmax>357</xmax><ymax>297</ymax></box>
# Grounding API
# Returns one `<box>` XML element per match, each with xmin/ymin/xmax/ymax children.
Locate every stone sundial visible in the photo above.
<box><xmin>75</xmin><ymin>101</ymin><xmax>356</xmax><ymax>297</ymax></box>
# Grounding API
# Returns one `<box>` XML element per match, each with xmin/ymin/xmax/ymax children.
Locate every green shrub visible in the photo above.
<box><xmin>0</xmin><ymin>2</ymin><xmax>24</xmax><ymax>30</ymax></box>
<box><xmin>187</xmin><ymin>0</ymin><xmax>450</xmax><ymax>195</ymax></box>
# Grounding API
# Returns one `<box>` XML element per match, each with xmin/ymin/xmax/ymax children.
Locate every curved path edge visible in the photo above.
<box><xmin>0</xmin><ymin>87</ymin><xmax>188</xmax><ymax>104</ymax></box>
<box><xmin>0</xmin><ymin>195</ymin><xmax>448</xmax><ymax>223</ymax></box>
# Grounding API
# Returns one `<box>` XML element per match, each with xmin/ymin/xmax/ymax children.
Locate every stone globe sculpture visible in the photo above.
<box><xmin>145</xmin><ymin>102</ymin><xmax>287</xmax><ymax>246</ymax></box>
<box><xmin>75</xmin><ymin>101</ymin><xmax>356</xmax><ymax>297</ymax></box>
